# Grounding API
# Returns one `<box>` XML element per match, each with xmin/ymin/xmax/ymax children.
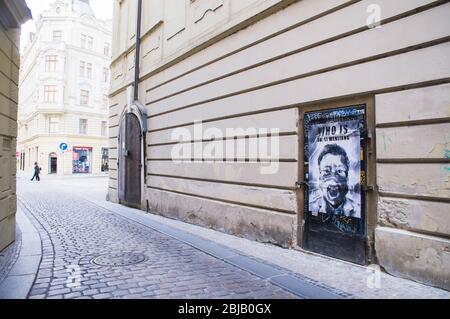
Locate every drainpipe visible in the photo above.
<box><xmin>133</xmin><ymin>0</ymin><xmax>148</xmax><ymax>182</ymax></box>
<box><xmin>132</xmin><ymin>0</ymin><xmax>147</xmax><ymax>132</ymax></box>
<box><xmin>134</xmin><ymin>0</ymin><xmax>142</xmax><ymax>102</ymax></box>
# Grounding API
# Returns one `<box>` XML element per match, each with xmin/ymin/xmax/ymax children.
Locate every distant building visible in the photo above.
<box><xmin>0</xmin><ymin>0</ymin><xmax>31</xmax><ymax>251</ymax></box>
<box><xmin>17</xmin><ymin>0</ymin><xmax>112</xmax><ymax>176</ymax></box>
<box><xmin>109</xmin><ymin>0</ymin><xmax>450</xmax><ymax>290</ymax></box>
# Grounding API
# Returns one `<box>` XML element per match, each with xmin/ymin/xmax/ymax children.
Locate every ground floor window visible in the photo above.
<box><xmin>73</xmin><ymin>146</ymin><xmax>92</xmax><ymax>174</ymax></box>
<box><xmin>101</xmin><ymin>148</ymin><xmax>109</xmax><ymax>172</ymax></box>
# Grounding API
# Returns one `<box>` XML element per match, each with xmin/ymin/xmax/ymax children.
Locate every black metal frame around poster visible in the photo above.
<box><xmin>303</xmin><ymin>105</ymin><xmax>368</xmax><ymax>265</ymax></box>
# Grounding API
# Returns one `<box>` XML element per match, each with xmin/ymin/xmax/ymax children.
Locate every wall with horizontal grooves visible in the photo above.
<box><xmin>375</xmin><ymin>82</ymin><xmax>450</xmax><ymax>290</ymax></box>
<box><xmin>0</xmin><ymin>26</ymin><xmax>20</xmax><ymax>252</ymax></box>
<box><xmin>109</xmin><ymin>0</ymin><xmax>450</xmax><ymax>287</ymax></box>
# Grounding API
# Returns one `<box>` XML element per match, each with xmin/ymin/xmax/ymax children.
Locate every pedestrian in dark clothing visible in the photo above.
<box><xmin>31</xmin><ymin>162</ymin><xmax>41</xmax><ymax>181</ymax></box>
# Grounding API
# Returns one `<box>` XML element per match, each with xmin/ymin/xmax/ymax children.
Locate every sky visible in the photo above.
<box><xmin>20</xmin><ymin>0</ymin><xmax>114</xmax><ymax>53</ymax></box>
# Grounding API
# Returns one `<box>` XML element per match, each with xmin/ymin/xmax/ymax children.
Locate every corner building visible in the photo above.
<box><xmin>17</xmin><ymin>0</ymin><xmax>112</xmax><ymax>176</ymax></box>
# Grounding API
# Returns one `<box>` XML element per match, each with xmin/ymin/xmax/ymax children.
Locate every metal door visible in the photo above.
<box><xmin>118</xmin><ymin>113</ymin><xmax>142</xmax><ymax>208</ymax></box>
<box><xmin>302</xmin><ymin>105</ymin><xmax>368</xmax><ymax>265</ymax></box>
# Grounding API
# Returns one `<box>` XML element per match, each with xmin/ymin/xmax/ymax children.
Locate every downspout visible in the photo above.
<box><xmin>132</xmin><ymin>0</ymin><xmax>147</xmax><ymax>131</ymax></box>
<box><xmin>133</xmin><ymin>0</ymin><xmax>147</xmax><ymax>179</ymax></box>
<box><xmin>134</xmin><ymin>0</ymin><xmax>142</xmax><ymax>103</ymax></box>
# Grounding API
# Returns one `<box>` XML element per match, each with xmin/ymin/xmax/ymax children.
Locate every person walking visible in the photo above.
<box><xmin>31</xmin><ymin>162</ymin><xmax>41</xmax><ymax>181</ymax></box>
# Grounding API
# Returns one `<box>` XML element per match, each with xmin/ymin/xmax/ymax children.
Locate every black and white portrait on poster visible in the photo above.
<box><xmin>307</xmin><ymin>108</ymin><xmax>363</xmax><ymax>219</ymax></box>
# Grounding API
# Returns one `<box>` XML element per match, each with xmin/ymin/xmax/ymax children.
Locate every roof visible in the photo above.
<box><xmin>73</xmin><ymin>0</ymin><xmax>94</xmax><ymax>17</ymax></box>
<box><xmin>0</xmin><ymin>0</ymin><xmax>32</xmax><ymax>28</ymax></box>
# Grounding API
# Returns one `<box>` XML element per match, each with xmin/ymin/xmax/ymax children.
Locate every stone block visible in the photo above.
<box><xmin>375</xmin><ymin>227</ymin><xmax>450</xmax><ymax>291</ymax></box>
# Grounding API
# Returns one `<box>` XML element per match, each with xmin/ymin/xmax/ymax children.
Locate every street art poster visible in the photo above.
<box><xmin>306</xmin><ymin>107</ymin><xmax>365</xmax><ymax>219</ymax></box>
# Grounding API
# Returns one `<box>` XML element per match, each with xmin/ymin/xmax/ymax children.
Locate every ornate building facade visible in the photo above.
<box><xmin>17</xmin><ymin>0</ymin><xmax>112</xmax><ymax>176</ymax></box>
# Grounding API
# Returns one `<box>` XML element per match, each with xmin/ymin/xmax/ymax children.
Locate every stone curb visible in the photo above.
<box><xmin>0</xmin><ymin>204</ymin><xmax>42</xmax><ymax>299</ymax></box>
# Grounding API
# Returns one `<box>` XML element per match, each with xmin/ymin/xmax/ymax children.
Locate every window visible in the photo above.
<box><xmin>49</xmin><ymin>117</ymin><xmax>59</xmax><ymax>133</ymax></box>
<box><xmin>80</xmin><ymin>90</ymin><xmax>89</xmax><ymax>106</ymax></box>
<box><xmin>45</xmin><ymin>55</ymin><xmax>57</xmax><ymax>72</ymax></box>
<box><xmin>88</xmin><ymin>36</ymin><xmax>93</xmax><ymax>50</ymax></box>
<box><xmin>80</xmin><ymin>61</ymin><xmax>92</xmax><ymax>78</ymax></box>
<box><xmin>103</xmin><ymin>68</ymin><xmax>109</xmax><ymax>83</ymax></box>
<box><xmin>101</xmin><ymin>121</ymin><xmax>107</xmax><ymax>137</ymax></box>
<box><xmin>86</xmin><ymin>63</ymin><xmax>92</xmax><ymax>79</ymax></box>
<box><xmin>44</xmin><ymin>85</ymin><xmax>57</xmax><ymax>102</ymax></box>
<box><xmin>103</xmin><ymin>95</ymin><xmax>109</xmax><ymax>108</ymax></box>
<box><xmin>53</xmin><ymin>30</ymin><xmax>62</xmax><ymax>42</ymax></box>
<box><xmin>81</xmin><ymin>34</ymin><xmax>86</xmax><ymax>48</ymax></box>
<box><xmin>79</xmin><ymin>119</ymin><xmax>88</xmax><ymax>135</ymax></box>
<box><xmin>104</xmin><ymin>43</ymin><xmax>110</xmax><ymax>56</ymax></box>
<box><xmin>79</xmin><ymin>61</ymin><xmax>85</xmax><ymax>77</ymax></box>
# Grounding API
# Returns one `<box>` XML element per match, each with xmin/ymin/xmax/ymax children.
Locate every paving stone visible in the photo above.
<box><xmin>82</xmin><ymin>289</ymin><xmax>100</xmax><ymax>296</ymax></box>
<box><xmin>48</xmin><ymin>288</ymin><xmax>71</xmax><ymax>296</ymax></box>
<box><xmin>93</xmin><ymin>293</ymin><xmax>113</xmax><ymax>299</ymax></box>
<box><xmin>63</xmin><ymin>292</ymin><xmax>82</xmax><ymax>299</ymax></box>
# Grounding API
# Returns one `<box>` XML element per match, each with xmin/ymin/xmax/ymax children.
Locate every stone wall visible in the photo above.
<box><xmin>109</xmin><ymin>0</ymin><xmax>450</xmax><ymax>289</ymax></box>
<box><xmin>0</xmin><ymin>24</ymin><xmax>20</xmax><ymax>251</ymax></box>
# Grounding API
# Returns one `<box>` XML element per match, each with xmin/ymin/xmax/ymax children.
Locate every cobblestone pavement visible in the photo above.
<box><xmin>17</xmin><ymin>178</ymin><xmax>298</xmax><ymax>299</ymax></box>
<box><xmin>6</xmin><ymin>175</ymin><xmax>449</xmax><ymax>299</ymax></box>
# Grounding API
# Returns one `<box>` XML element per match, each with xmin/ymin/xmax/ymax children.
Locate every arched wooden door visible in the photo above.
<box><xmin>118</xmin><ymin>113</ymin><xmax>142</xmax><ymax>208</ymax></box>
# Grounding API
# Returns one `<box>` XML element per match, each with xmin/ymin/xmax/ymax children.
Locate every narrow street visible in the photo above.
<box><xmin>0</xmin><ymin>175</ymin><xmax>447</xmax><ymax>300</ymax></box>
<box><xmin>10</xmin><ymin>175</ymin><xmax>300</xmax><ymax>299</ymax></box>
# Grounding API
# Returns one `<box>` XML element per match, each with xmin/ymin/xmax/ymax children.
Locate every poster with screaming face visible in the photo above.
<box><xmin>307</xmin><ymin>110</ymin><xmax>362</xmax><ymax>219</ymax></box>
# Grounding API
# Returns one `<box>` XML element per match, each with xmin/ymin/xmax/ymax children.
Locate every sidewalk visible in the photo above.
<box><xmin>0</xmin><ymin>209</ymin><xmax>41</xmax><ymax>298</ymax></box>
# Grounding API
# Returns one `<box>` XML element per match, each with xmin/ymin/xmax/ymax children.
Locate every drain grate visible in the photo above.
<box><xmin>90</xmin><ymin>253</ymin><xmax>147</xmax><ymax>267</ymax></box>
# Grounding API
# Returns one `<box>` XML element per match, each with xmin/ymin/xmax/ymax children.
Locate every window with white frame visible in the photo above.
<box><xmin>45</xmin><ymin>55</ymin><xmax>57</xmax><ymax>72</ymax></box>
<box><xmin>88</xmin><ymin>36</ymin><xmax>93</xmax><ymax>50</ymax></box>
<box><xmin>80</xmin><ymin>61</ymin><xmax>85</xmax><ymax>77</ymax></box>
<box><xmin>44</xmin><ymin>85</ymin><xmax>57</xmax><ymax>102</ymax></box>
<box><xmin>79</xmin><ymin>119</ymin><xmax>88</xmax><ymax>135</ymax></box>
<box><xmin>53</xmin><ymin>30</ymin><xmax>62</xmax><ymax>42</ymax></box>
<box><xmin>101</xmin><ymin>121</ymin><xmax>107</xmax><ymax>136</ymax></box>
<box><xmin>80</xmin><ymin>61</ymin><xmax>92</xmax><ymax>78</ymax></box>
<box><xmin>104</xmin><ymin>43</ymin><xmax>110</xmax><ymax>56</ymax></box>
<box><xmin>86</xmin><ymin>63</ymin><xmax>92</xmax><ymax>79</ymax></box>
<box><xmin>81</xmin><ymin>34</ymin><xmax>87</xmax><ymax>48</ymax></box>
<box><xmin>80</xmin><ymin>90</ymin><xmax>89</xmax><ymax>106</ymax></box>
<box><xmin>103</xmin><ymin>68</ymin><xmax>109</xmax><ymax>83</ymax></box>
<box><xmin>49</xmin><ymin>117</ymin><xmax>59</xmax><ymax>133</ymax></box>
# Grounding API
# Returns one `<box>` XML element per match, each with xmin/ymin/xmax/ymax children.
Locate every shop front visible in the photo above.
<box><xmin>72</xmin><ymin>146</ymin><xmax>93</xmax><ymax>174</ymax></box>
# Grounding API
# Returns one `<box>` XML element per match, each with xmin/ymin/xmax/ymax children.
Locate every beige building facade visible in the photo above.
<box><xmin>108</xmin><ymin>0</ymin><xmax>450</xmax><ymax>290</ymax></box>
<box><xmin>0</xmin><ymin>0</ymin><xmax>31</xmax><ymax>251</ymax></box>
<box><xmin>17</xmin><ymin>0</ymin><xmax>112</xmax><ymax>176</ymax></box>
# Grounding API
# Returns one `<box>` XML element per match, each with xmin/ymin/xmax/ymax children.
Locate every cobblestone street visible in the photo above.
<box><xmin>13</xmin><ymin>176</ymin><xmax>301</xmax><ymax>299</ymax></box>
<box><xmin>0</xmin><ymin>175</ymin><xmax>448</xmax><ymax>300</ymax></box>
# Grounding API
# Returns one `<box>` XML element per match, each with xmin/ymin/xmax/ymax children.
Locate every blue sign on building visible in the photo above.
<box><xmin>59</xmin><ymin>142</ymin><xmax>68</xmax><ymax>151</ymax></box>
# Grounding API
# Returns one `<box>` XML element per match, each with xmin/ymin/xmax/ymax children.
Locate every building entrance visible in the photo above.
<box><xmin>49</xmin><ymin>153</ymin><xmax>57</xmax><ymax>174</ymax></box>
